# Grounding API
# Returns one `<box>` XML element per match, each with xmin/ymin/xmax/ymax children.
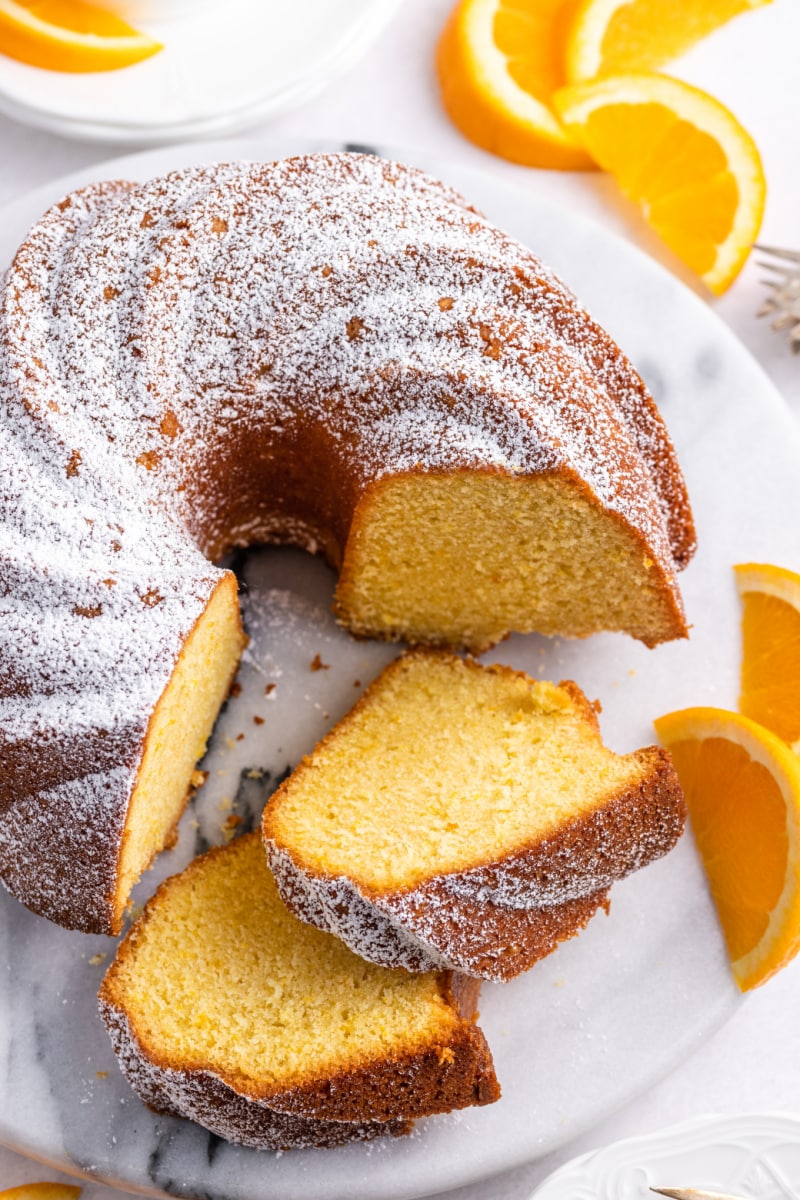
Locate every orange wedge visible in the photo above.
<box><xmin>736</xmin><ymin>563</ymin><xmax>800</xmax><ymax>752</ymax></box>
<box><xmin>0</xmin><ymin>0</ymin><xmax>162</xmax><ymax>72</ymax></box>
<box><xmin>656</xmin><ymin>706</ymin><xmax>800</xmax><ymax>991</ymax></box>
<box><xmin>436</xmin><ymin>0</ymin><xmax>593</xmax><ymax>169</ymax></box>
<box><xmin>566</xmin><ymin>0</ymin><xmax>772</xmax><ymax>84</ymax></box>
<box><xmin>553</xmin><ymin>73</ymin><xmax>765</xmax><ymax>293</ymax></box>
<box><xmin>0</xmin><ymin>1188</ymin><xmax>81</xmax><ymax>1200</ymax></box>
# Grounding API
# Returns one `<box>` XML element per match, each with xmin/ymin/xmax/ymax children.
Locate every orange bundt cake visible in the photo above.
<box><xmin>99</xmin><ymin>833</ymin><xmax>499</xmax><ymax>1149</ymax></box>
<box><xmin>263</xmin><ymin>652</ymin><xmax>686</xmax><ymax>981</ymax></box>
<box><xmin>0</xmin><ymin>153</ymin><xmax>695</xmax><ymax>934</ymax></box>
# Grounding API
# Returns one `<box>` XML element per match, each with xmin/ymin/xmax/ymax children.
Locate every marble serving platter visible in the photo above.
<box><xmin>2</xmin><ymin>138</ymin><xmax>800</xmax><ymax>1200</ymax></box>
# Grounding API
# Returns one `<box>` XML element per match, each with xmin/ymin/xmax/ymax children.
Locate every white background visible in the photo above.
<box><xmin>1</xmin><ymin>0</ymin><xmax>799</xmax><ymax>1196</ymax></box>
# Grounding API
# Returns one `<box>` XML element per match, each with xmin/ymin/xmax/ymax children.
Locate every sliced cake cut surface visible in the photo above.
<box><xmin>99</xmin><ymin>832</ymin><xmax>499</xmax><ymax>1149</ymax></box>
<box><xmin>337</xmin><ymin>470</ymin><xmax>690</xmax><ymax>653</ymax></box>
<box><xmin>263</xmin><ymin>651</ymin><xmax>686</xmax><ymax>980</ymax></box>
<box><xmin>113</xmin><ymin>571</ymin><xmax>245</xmax><ymax>930</ymax></box>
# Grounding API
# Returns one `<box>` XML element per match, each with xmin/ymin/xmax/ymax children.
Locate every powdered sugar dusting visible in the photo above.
<box><xmin>0</xmin><ymin>152</ymin><xmax>689</xmax><ymax>931</ymax></box>
<box><xmin>267</xmin><ymin>842</ymin><xmax>449</xmax><ymax>974</ymax></box>
<box><xmin>266</xmin><ymin>836</ymin><xmax>615</xmax><ymax>984</ymax></box>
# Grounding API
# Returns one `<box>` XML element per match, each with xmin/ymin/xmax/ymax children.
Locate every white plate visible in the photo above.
<box><xmin>530</xmin><ymin>1111</ymin><xmax>800</xmax><ymax>1198</ymax></box>
<box><xmin>2</xmin><ymin>137</ymin><xmax>798</xmax><ymax>1200</ymax></box>
<box><xmin>0</xmin><ymin>1</ymin><xmax>402</xmax><ymax>144</ymax></box>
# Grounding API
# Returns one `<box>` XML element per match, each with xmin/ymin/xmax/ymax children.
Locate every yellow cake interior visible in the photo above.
<box><xmin>106</xmin><ymin>834</ymin><xmax>462</xmax><ymax>1091</ymax></box>
<box><xmin>336</xmin><ymin>472</ymin><xmax>683</xmax><ymax>651</ymax></box>
<box><xmin>266</xmin><ymin>653</ymin><xmax>654</xmax><ymax>893</ymax></box>
<box><xmin>113</xmin><ymin>573</ymin><xmax>246</xmax><ymax>929</ymax></box>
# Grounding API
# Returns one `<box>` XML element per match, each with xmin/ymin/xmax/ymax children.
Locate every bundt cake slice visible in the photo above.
<box><xmin>0</xmin><ymin>402</ymin><xmax>246</xmax><ymax>935</ymax></box>
<box><xmin>99</xmin><ymin>833</ymin><xmax>499</xmax><ymax>1149</ymax></box>
<box><xmin>263</xmin><ymin>651</ymin><xmax>687</xmax><ymax>981</ymax></box>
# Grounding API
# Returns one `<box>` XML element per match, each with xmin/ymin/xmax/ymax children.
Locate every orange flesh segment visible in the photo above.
<box><xmin>579</xmin><ymin>103</ymin><xmax>740</xmax><ymax>275</ymax></box>
<box><xmin>740</xmin><ymin>591</ymin><xmax>800</xmax><ymax>746</ymax></box>
<box><xmin>494</xmin><ymin>0</ymin><xmax>576</xmax><ymax>101</ymax></box>
<box><xmin>668</xmin><ymin>735</ymin><xmax>787</xmax><ymax>962</ymax></box>
<box><xmin>590</xmin><ymin>0</ymin><xmax>770</xmax><ymax>77</ymax></box>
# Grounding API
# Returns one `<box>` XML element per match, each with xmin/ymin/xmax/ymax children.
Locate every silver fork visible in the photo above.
<box><xmin>755</xmin><ymin>243</ymin><xmax>800</xmax><ymax>353</ymax></box>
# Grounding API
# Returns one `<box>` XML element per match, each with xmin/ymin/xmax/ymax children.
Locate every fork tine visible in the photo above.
<box><xmin>754</xmin><ymin>243</ymin><xmax>800</xmax><ymax>263</ymax></box>
<box><xmin>753</xmin><ymin>242</ymin><xmax>800</xmax><ymax>349</ymax></box>
<box><xmin>757</xmin><ymin>260</ymin><xmax>793</xmax><ymax>275</ymax></box>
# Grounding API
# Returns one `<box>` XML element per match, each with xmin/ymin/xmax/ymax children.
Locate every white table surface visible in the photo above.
<box><xmin>1</xmin><ymin>0</ymin><xmax>799</xmax><ymax>1196</ymax></box>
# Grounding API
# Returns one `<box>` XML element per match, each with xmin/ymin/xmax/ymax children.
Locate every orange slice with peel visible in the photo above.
<box><xmin>656</xmin><ymin>706</ymin><xmax>800</xmax><ymax>991</ymax></box>
<box><xmin>436</xmin><ymin>0</ymin><xmax>593</xmax><ymax>170</ymax></box>
<box><xmin>0</xmin><ymin>1188</ymin><xmax>81</xmax><ymax>1200</ymax></box>
<box><xmin>0</xmin><ymin>0</ymin><xmax>162</xmax><ymax>72</ymax></box>
<box><xmin>736</xmin><ymin>562</ymin><xmax>800</xmax><ymax>752</ymax></box>
<box><xmin>553</xmin><ymin>72</ymin><xmax>765</xmax><ymax>293</ymax></box>
<box><xmin>565</xmin><ymin>0</ymin><xmax>772</xmax><ymax>84</ymax></box>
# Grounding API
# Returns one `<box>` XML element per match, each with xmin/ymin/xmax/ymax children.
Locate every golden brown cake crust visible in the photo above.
<box><xmin>264</xmin><ymin>1009</ymin><xmax>500</xmax><ymax>1122</ymax></box>
<box><xmin>263</xmin><ymin>655</ymin><xmax>687</xmax><ymax>981</ymax></box>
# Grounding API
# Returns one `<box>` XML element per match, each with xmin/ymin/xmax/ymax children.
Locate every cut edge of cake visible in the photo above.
<box><xmin>335</xmin><ymin>469</ymin><xmax>691</xmax><ymax>654</ymax></box>
<box><xmin>111</xmin><ymin>570</ymin><xmax>246</xmax><ymax>932</ymax></box>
